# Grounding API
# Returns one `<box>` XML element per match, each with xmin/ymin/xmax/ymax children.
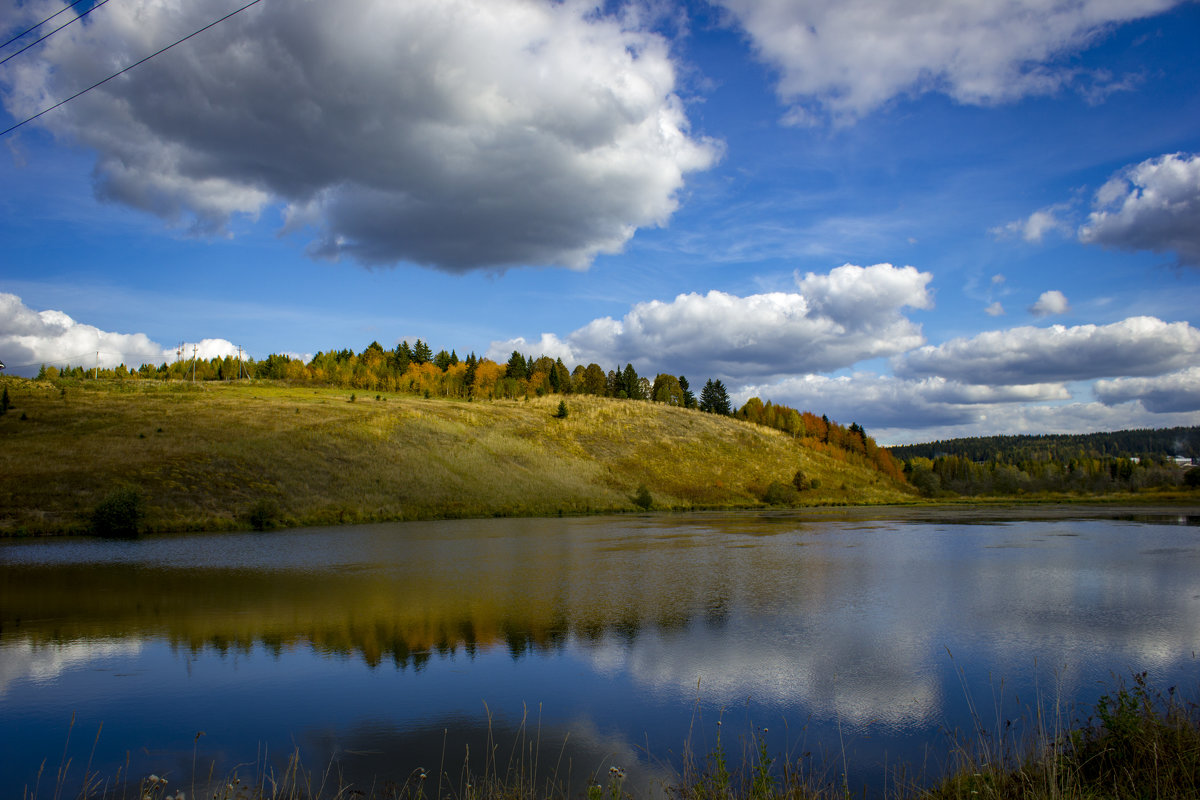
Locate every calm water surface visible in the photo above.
<box><xmin>2</xmin><ymin>509</ymin><xmax>1198</xmax><ymax>797</ymax></box>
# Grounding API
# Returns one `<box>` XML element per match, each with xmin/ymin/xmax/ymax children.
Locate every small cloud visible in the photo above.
<box><xmin>993</xmin><ymin>206</ymin><xmax>1071</xmax><ymax>243</ymax></box>
<box><xmin>991</xmin><ymin>274</ymin><xmax>1005</xmax><ymax>286</ymax></box>
<box><xmin>1029</xmin><ymin>290</ymin><xmax>1070</xmax><ymax>318</ymax></box>
<box><xmin>985</xmin><ymin>302</ymin><xmax>1005</xmax><ymax>316</ymax></box>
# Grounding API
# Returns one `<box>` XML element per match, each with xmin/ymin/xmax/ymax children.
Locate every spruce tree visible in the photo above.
<box><xmin>505</xmin><ymin>351</ymin><xmax>527</xmax><ymax>380</ymax></box>
<box><xmin>622</xmin><ymin>364</ymin><xmax>642</xmax><ymax>399</ymax></box>
<box><xmin>699</xmin><ymin>379</ymin><xmax>717</xmax><ymax>413</ymax></box>
<box><xmin>712</xmin><ymin>380</ymin><xmax>731</xmax><ymax>415</ymax></box>
<box><xmin>679</xmin><ymin>375</ymin><xmax>696</xmax><ymax>409</ymax></box>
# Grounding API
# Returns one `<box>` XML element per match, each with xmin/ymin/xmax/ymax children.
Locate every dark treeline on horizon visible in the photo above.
<box><xmin>890</xmin><ymin>427</ymin><xmax>1200</xmax><ymax>462</ymax></box>
<box><xmin>892</xmin><ymin>428</ymin><xmax>1200</xmax><ymax>497</ymax></box>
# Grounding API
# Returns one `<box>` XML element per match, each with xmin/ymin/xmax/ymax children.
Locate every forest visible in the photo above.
<box><xmin>890</xmin><ymin>428</ymin><xmax>1200</xmax><ymax>497</ymax></box>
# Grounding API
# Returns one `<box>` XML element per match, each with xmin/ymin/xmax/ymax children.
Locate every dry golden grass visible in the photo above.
<box><xmin>0</xmin><ymin>377</ymin><xmax>913</xmax><ymax>535</ymax></box>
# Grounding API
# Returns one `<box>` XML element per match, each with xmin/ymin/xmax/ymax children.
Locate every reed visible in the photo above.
<box><xmin>22</xmin><ymin>677</ymin><xmax>1197</xmax><ymax>799</ymax></box>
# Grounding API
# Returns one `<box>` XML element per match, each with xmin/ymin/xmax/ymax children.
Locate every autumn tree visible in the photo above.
<box><xmin>579</xmin><ymin>363</ymin><xmax>607</xmax><ymax>395</ymax></box>
<box><xmin>652</xmin><ymin>373</ymin><xmax>683</xmax><ymax>405</ymax></box>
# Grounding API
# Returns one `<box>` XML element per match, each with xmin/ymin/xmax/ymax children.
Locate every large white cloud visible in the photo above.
<box><xmin>1095</xmin><ymin>367</ymin><xmax>1200</xmax><ymax>413</ymax></box>
<box><xmin>1</xmin><ymin>0</ymin><xmax>718</xmax><ymax>272</ymax></box>
<box><xmin>1078</xmin><ymin>153</ymin><xmax>1200</xmax><ymax>267</ymax></box>
<box><xmin>489</xmin><ymin>263</ymin><xmax>932</xmax><ymax>380</ymax></box>
<box><xmin>714</xmin><ymin>0</ymin><xmax>1182</xmax><ymax>122</ymax></box>
<box><xmin>895</xmin><ymin>316</ymin><xmax>1200</xmax><ymax>385</ymax></box>
<box><xmin>0</xmin><ymin>293</ymin><xmax>236</xmax><ymax>375</ymax></box>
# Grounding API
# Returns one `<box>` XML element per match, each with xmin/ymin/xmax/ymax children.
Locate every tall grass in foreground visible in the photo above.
<box><xmin>918</xmin><ymin>673</ymin><xmax>1199</xmax><ymax>800</ymax></box>
<box><xmin>22</xmin><ymin>677</ymin><xmax>1199</xmax><ymax>800</ymax></box>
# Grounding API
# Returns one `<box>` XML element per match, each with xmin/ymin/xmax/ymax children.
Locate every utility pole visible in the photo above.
<box><xmin>94</xmin><ymin>351</ymin><xmax>99</xmax><ymax>380</ymax></box>
<box><xmin>237</xmin><ymin>346</ymin><xmax>244</xmax><ymax>380</ymax></box>
<box><xmin>191</xmin><ymin>345</ymin><xmax>198</xmax><ymax>383</ymax></box>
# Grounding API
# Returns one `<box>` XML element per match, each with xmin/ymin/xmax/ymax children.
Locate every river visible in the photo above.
<box><xmin>2</xmin><ymin>507</ymin><xmax>1198</xmax><ymax>797</ymax></box>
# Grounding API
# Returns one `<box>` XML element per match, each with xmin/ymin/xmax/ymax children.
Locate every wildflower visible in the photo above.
<box><xmin>148</xmin><ymin>775</ymin><xmax>161</xmax><ymax>785</ymax></box>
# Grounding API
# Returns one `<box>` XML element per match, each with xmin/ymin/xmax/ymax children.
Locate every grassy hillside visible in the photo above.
<box><xmin>0</xmin><ymin>377</ymin><xmax>913</xmax><ymax>535</ymax></box>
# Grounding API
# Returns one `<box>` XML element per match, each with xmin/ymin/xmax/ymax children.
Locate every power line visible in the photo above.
<box><xmin>0</xmin><ymin>0</ymin><xmax>266</xmax><ymax>138</ymax></box>
<box><xmin>0</xmin><ymin>0</ymin><xmax>116</xmax><ymax>67</ymax></box>
<box><xmin>1</xmin><ymin>0</ymin><xmax>91</xmax><ymax>50</ymax></box>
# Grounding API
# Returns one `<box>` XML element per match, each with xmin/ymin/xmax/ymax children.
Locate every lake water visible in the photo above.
<box><xmin>2</xmin><ymin>508</ymin><xmax>1198</xmax><ymax>798</ymax></box>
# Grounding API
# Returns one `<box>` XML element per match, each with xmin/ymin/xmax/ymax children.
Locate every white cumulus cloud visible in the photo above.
<box><xmin>489</xmin><ymin>263</ymin><xmax>932</xmax><ymax>380</ymax></box>
<box><xmin>1095</xmin><ymin>367</ymin><xmax>1200</xmax><ymax>413</ymax></box>
<box><xmin>714</xmin><ymin>0</ymin><xmax>1182</xmax><ymax>122</ymax></box>
<box><xmin>0</xmin><ymin>0</ymin><xmax>719</xmax><ymax>273</ymax></box>
<box><xmin>895</xmin><ymin>316</ymin><xmax>1200</xmax><ymax>385</ymax></box>
<box><xmin>994</xmin><ymin>206</ymin><xmax>1072</xmax><ymax>243</ymax></box>
<box><xmin>1029</xmin><ymin>289</ymin><xmax>1070</xmax><ymax>317</ymax></box>
<box><xmin>1078</xmin><ymin>152</ymin><xmax>1200</xmax><ymax>267</ymax></box>
<box><xmin>0</xmin><ymin>293</ymin><xmax>237</xmax><ymax>376</ymax></box>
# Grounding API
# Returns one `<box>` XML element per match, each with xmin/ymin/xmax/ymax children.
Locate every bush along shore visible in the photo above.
<box><xmin>23</xmin><ymin>675</ymin><xmax>1200</xmax><ymax>799</ymax></box>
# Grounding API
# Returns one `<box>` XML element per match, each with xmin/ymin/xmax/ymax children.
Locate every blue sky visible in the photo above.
<box><xmin>2</xmin><ymin>0</ymin><xmax>1198</xmax><ymax>444</ymax></box>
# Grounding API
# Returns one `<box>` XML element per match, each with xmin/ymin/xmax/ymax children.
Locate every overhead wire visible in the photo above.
<box><xmin>0</xmin><ymin>0</ymin><xmax>116</xmax><ymax>67</ymax></box>
<box><xmin>0</xmin><ymin>0</ymin><xmax>266</xmax><ymax>138</ymax></box>
<box><xmin>0</xmin><ymin>0</ymin><xmax>91</xmax><ymax>50</ymax></box>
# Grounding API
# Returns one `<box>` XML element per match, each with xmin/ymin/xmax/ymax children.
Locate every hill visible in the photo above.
<box><xmin>0</xmin><ymin>377</ymin><xmax>913</xmax><ymax>535</ymax></box>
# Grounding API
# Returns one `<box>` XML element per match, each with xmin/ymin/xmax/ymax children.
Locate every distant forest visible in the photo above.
<box><xmin>891</xmin><ymin>428</ymin><xmax>1200</xmax><ymax>461</ymax></box>
<box><xmin>890</xmin><ymin>428</ymin><xmax>1200</xmax><ymax>497</ymax></box>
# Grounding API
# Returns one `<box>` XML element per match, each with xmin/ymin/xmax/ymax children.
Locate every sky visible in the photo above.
<box><xmin>1</xmin><ymin>0</ymin><xmax>1198</xmax><ymax>445</ymax></box>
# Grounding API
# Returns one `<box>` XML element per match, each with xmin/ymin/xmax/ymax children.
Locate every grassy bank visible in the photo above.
<box><xmin>0</xmin><ymin>377</ymin><xmax>913</xmax><ymax>535</ymax></box>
